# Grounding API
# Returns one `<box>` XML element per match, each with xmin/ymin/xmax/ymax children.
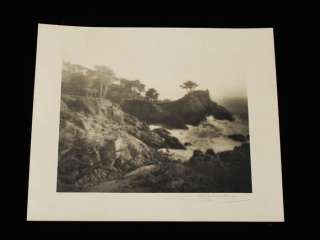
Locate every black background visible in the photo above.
<box><xmin>11</xmin><ymin>6</ymin><xmax>291</xmax><ymax>233</ymax></box>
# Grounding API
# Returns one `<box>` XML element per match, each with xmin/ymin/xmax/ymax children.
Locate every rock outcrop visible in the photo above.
<box><xmin>227</xmin><ymin>134</ymin><xmax>247</xmax><ymax>142</ymax></box>
<box><xmin>152</xmin><ymin>128</ymin><xmax>185</xmax><ymax>149</ymax></box>
<box><xmin>161</xmin><ymin>90</ymin><xmax>234</xmax><ymax>123</ymax></box>
<box><xmin>120</xmin><ymin>90</ymin><xmax>234</xmax><ymax>129</ymax></box>
<box><xmin>57</xmin><ymin>95</ymin><xmax>168</xmax><ymax>191</ymax></box>
<box><xmin>120</xmin><ymin>99</ymin><xmax>187</xmax><ymax>129</ymax></box>
<box><xmin>189</xmin><ymin>148</ymin><xmax>220</xmax><ymax>163</ymax></box>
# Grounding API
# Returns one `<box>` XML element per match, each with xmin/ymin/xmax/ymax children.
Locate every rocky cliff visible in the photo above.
<box><xmin>57</xmin><ymin>95</ymin><xmax>182</xmax><ymax>191</ymax></box>
<box><xmin>120</xmin><ymin>90</ymin><xmax>234</xmax><ymax>129</ymax></box>
<box><xmin>57</xmin><ymin>93</ymin><xmax>250</xmax><ymax>193</ymax></box>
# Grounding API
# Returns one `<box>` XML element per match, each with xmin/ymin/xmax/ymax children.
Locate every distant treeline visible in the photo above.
<box><xmin>62</xmin><ymin>62</ymin><xmax>202</xmax><ymax>103</ymax></box>
<box><xmin>61</xmin><ymin>62</ymin><xmax>159</xmax><ymax>103</ymax></box>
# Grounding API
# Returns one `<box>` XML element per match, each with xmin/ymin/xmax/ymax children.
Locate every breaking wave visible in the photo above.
<box><xmin>150</xmin><ymin>115</ymin><xmax>249</xmax><ymax>162</ymax></box>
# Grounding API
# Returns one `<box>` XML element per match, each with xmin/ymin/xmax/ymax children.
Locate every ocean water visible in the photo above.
<box><xmin>150</xmin><ymin>115</ymin><xmax>249</xmax><ymax>162</ymax></box>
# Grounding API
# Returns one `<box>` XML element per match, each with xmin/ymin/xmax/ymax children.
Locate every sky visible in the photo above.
<box><xmin>61</xmin><ymin>27</ymin><xmax>252</xmax><ymax>101</ymax></box>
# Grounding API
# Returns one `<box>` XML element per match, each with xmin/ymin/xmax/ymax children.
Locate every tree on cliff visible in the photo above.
<box><xmin>88</xmin><ymin>65</ymin><xmax>117</xmax><ymax>98</ymax></box>
<box><xmin>62</xmin><ymin>62</ymin><xmax>90</xmax><ymax>83</ymax></box>
<box><xmin>120</xmin><ymin>79</ymin><xmax>145</xmax><ymax>95</ymax></box>
<box><xmin>64</xmin><ymin>72</ymin><xmax>88</xmax><ymax>96</ymax></box>
<box><xmin>130</xmin><ymin>80</ymin><xmax>145</xmax><ymax>94</ymax></box>
<box><xmin>145</xmin><ymin>88</ymin><xmax>159</xmax><ymax>101</ymax></box>
<box><xmin>61</xmin><ymin>62</ymin><xmax>90</xmax><ymax>96</ymax></box>
<box><xmin>180</xmin><ymin>81</ymin><xmax>198</xmax><ymax>92</ymax></box>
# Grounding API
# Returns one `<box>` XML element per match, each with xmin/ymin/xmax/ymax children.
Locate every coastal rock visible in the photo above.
<box><xmin>57</xmin><ymin>95</ymin><xmax>164</xmax><ymax>191</ymax></box>
<box><xmin>189</xmin><ymin>148</ymin><xmax>220</xmax><ymax>163</ymax></box>
<box><xmin>160</xmin><ymin>90</ymin><xmax>234</xmax><ymax>124</ymax></box>
<box><xmin>120</xmin><ymin>99</ymin><xmax>187</xmax><ymax>129</ymax></box>
<box><xmin>124</xmin><ymin>164</ymin><xmax>160</xmax><ymax>178</ymax></box>
<box><xmin>120</xmin><ymin>90</ymin><xmax>234</xmax><ymax>129</ymax></box>
<box><xmin>125</xmin><ymin>126</ymin><xmax>164</xmax><ymax>148</ymax></box>
<box><xmin>153</xmin><ymin>128</ymin><xmax>186</xmax><ymax>149</ymax></box>
<box><xmin>228</xmin><ymin>134</ymin><xmax>247</xmax><ymax>142</ymax></box>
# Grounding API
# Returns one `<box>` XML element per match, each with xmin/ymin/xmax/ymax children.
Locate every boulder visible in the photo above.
<box><xmin>99</xmin><ymin>139</ymin><xmax>116</xmax><ymax>166</ymax></box>
<box><xmin>205</xmin><ymin>149</ymin><xmax>217</xmax><ymax>158</ymax></box>
<box><xmin>189</xmin><ymin>148</ymin><xmax>220</xmax><ymax>163</ymax></box>
<box><xmin>153</xmin><ymin>128</ymin><xmax>185</xmax><ymax>149</ymax></box>
<box><xmin>228</xmin><ymin>134</ymin><xmax>247</xmax><ymax>142</ymax></box>
<box><xmin>112</xmin><ymin>132</ymin><xmax>153</xmax><ymax>168</ymax></box>
<box><xmin>189</xmin><ymin>150</ymin><xmax>206</xmax><ymax>163</ymax></box>
<box><xmin>126</xmin><ymin>126</ymin><xmax>164</xmax><ymax>148</ymax></box>
<box><xmin>124</xmin><ymin>164</ymin><xmax>160</xmax><ymax>178</ymax></box>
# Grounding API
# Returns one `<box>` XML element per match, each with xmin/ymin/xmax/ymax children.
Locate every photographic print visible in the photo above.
<box><xmin>57</xmin><ymin>30</ymin><xmax>252</xmax><ymax>193</ymax></box>
<box><xmin>27</xmin><ymin>25</ymin><xmax>284</xmax><ymax>221</ymax></box>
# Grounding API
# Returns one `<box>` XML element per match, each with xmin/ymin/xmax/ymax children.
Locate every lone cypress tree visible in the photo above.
<box><xmin>180</xmin><ymin>81</ymin><xmax>198</xmax><ymax>92</ymax></box>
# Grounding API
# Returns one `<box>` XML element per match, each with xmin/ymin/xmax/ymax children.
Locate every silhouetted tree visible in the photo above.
<box><xmin>145</xmin><ymin>88</ymin><xmax>159</xmax><ymax>101</ymax></box>
<box><xmin>131</xmin><ymin>80</ymin><xmax>145</xmax><ymax>94</ymax></box>
<box><xmin>120</xmin><ymin>79</ymin><xmax>145</xmax><ymax>95</ymax></box>
<box><xmin>180</xmin><ymin>81</ymin><xmax>198</xmax><ymax>92</ymax></box>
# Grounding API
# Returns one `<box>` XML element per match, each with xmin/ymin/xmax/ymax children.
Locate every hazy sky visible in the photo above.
<box><xmin>61</xmin><ymin>28</ymin><xmax>252</xmax><ymax>101</ymax></box>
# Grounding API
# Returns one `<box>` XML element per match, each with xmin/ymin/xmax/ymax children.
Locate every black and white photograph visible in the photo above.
<box><xmin>26</xmin><ymin>25</ymin><xmax>284</xmax><ymax>222</ymax></box>
<box><xmin>56</xmin><ymin>29</ymin><xmax>252</xmax><ymax>193</ymax></box>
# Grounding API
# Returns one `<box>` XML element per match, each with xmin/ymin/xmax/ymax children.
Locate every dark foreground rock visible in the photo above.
<box><xmin>228</xmin><ymin>134</ymin><xmax>247</xmax><ymax>142</ymax></box>
<box><xmin>57</xmin><ymin>95</ymin><xmax>170</xmax><ymax>192</ymax></box>
<box><xmin>189</xmin><ymin>149</ymin><xmax>220</xmax><ymax>163</ymax></box>
<box><xmin>218</xmin><ymin>143</ymin><xmax>252</xmax><ymax>192</ymax></box>
<box><xmin>153</xmin><ymin>128</ymin><xmax>186</xmax><ymax>149</ymax></box>
<box><xmin>88</xmin><ymin>143</ymin><xmax>252</xmax><ymax>193</ymax></box>
<box><xmin>120</xmin><ymin>99</ymin><xmax>188</xmax><ymax>129</ymax></box>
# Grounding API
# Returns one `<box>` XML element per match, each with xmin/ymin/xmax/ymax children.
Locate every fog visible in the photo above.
<box><xmin>61</xmin><ymin>27</ymin><xmax>251</xmax><ymax>100</ymax></box>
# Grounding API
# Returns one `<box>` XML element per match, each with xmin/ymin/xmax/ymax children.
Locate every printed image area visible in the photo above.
<box><xmin>57</xmin><ymin>30</ymin><xmax>252</xmax><ymax>192</ymax></box>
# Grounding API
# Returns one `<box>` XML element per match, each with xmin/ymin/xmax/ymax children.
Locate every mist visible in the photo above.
<box><xmin>61</xmin><ymin>27</ymin><xmax>250</xmax><ymax>101</ymax></box>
